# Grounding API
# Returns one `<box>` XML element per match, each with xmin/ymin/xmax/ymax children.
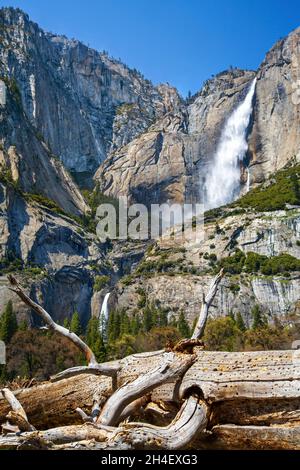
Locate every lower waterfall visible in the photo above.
<box><xmin>99</xmin><ymin>292</ymin><xmax>111</xmax><ymax>336</ymax></box>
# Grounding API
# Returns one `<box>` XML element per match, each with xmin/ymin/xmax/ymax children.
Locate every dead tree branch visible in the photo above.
<box><xmin>191</xmin><ymin>269</ymin><xmax>224</xmax><ymax>339</ymax></box>
<box><xmin>1</xmin><ymin>388</ymin><xmax>35</xmax><ymax>432</ymax></box>
<box><xmin>98</xmin><ymin>352</ymin><xmax>194</xmax><ymax>426</ymax></box>
<box><xmin>8</xmin><ymin>275</ymin><xmax>97</xmax><ymax>365</ymax></box>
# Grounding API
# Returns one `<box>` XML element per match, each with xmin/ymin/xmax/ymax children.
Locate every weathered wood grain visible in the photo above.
<box><xmin>202</xmin><ymin>424</ymin><xmax>300</xmax><ymax>450</ymax></box>
<box><xmin>180</xmin><ymin>349</ymin><xmax>300</xmax><ymax>401</ymax></box>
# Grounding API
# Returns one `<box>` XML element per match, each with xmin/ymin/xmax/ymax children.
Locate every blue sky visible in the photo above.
<box><xmin>1</xmin><ymin>0</ymin><xmax>300</xmax><ymax>96</ymax></box>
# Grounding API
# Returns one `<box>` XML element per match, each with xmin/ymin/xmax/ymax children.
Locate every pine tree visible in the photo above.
<box><xmin>159</xmin><ymin>309</ymin><xmax>168</xmax><ymax>327</ymax></box>
<box><xmin>177</xmin><ymin>311</ymin><xmax>190</xmax><ymax>338</ymax></box>
<box><xmin>252</xmin><ymin>305</ymin><xmax>266</xmax><ymax>330</ymax></box>
<box><xmin>93</xmin><ymin>336</ymin><xmax>106</xmax><ymax>363</ymax></box>
<box><xmin>0</xmin><ymin>301</ymin><xmax>18</xmax><ymax>343</ymax></box>
<box><xmin>70</xmin><ymin>312</ymin><xmax>82</xmax><ymax>335</ymax></box>
<box><xmin>142</xmin><ymin>305</ymin><xmax>153</xmax><ymax>332</ymax></box>
<box><xmin>229</xmin><ymin>310</ymin><xmax>236</xmax><ymax>323</ymax></box>
<box><xmin>107</xmin><ymin>310</ymin><xmax>122</xmax><ymax>343</ymax></box>
<box><xmin>107</xmin><ymin>310</ymin><xmax>121</xmax><ymax>343</ymax></box>
<box><xmin>130</xmin><ymin>314</ymin><xmax>142</xmax><ymax>336</ymax></box>
<box><xmin>236</xmin><ymin>312</ymin><xmax>246</xmax><ymax>332</ymax></box>
<box><xmin>107</xmin><ymin>309</ymin><xmax>115</xmax><ymax>343</ymax></box>
<box><xmin>86</xmin><ymin>317</ymin><xmax>106</xmax><ymax>362</ymax></box>
<box><xmin>120</xmin><ymin>313</ymin><xmax>131</xmax><ymax>336</ymax></box>
<box><xmin>63</xmin><ymin>318</ymin><xmax>70</xmax><ymax>329</ymax></box>
<box><xmin>86</xmin><ymin>317</ymin><xmax>99</xmax><ymax>347</ymax></box>
<box><xmin>150</xmin><ymin>304</ymin><xmax>158</xmax><ymax>328</ymax></box>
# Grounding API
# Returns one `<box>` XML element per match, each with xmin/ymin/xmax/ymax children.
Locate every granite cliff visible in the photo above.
<box><xmin>96</xmin><ymin>28</ymin><xmax>300</xmax><ymax>205</ymax></box>
<box><xmin>0</xmin><ymin>7</ymin><xmax>182</xmax><ymax>187</ymax></box>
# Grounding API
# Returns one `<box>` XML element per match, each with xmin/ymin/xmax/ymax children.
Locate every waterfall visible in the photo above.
<box><xmin>204</xmin><ymin>78</ymin><xmax>256</xmax><ymax>210</ymax></box>
<box><xmin>99</xmin><ymin>292</ymin><xmax>110</xmax><ymax>335</ymax></box>
<box><xmin>246</xmin><ymin>167</ymin><xmax>251</xmax><ymax>193</ymax></box>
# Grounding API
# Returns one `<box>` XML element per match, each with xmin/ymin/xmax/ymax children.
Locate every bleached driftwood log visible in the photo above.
<box><xmin>0</xmin><ymin>273</ymin><xmax>299</xmax><ymax>450</ymax></box>
<box><xmin>1</xmin><ymin>388</ymin><xmax>35</xmax><ymax>432</ymax></box>
<box><xmin>191</xmin><ymin>268</ymin><xmax>224</xmax><ymax>339</ymax></box>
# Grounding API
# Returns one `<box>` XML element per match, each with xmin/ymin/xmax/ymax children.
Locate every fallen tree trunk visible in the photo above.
<box><xmin>201</xmin><ymin>424</ymin><xmax>300</xmax><ymax>450</ymax></box>
<box><xmin>0</xmin><ymin>273</ymin><xmax>299</xmax><ymax>450</ymax></box>
<box><xmin>1</xmin><ymin>349</ymin><xmax>300</xmax><ymax>438</ymax></box>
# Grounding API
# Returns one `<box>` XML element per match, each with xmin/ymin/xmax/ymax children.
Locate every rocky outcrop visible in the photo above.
<box><xmin>248</xmin><ymin>27</ymin><xmax>300</xmax><ymax>185</ymax></box>
<box><xmin>114</xmin><ymin>273</ymin><xmax>300</xmax><ymax>327</ymax></box>
<box><xmin>95</xmin><ymin>111</ymin><xmax>188</xmax><ymax>205</ymax></box>
<box><xmin>0</xmin><ymin>7</ymin><xmax>182</xmax><ymax>184</ymax></box>
<box><xmin>96</xmin><ymin>69</ymin><xmax>255</xmax><ymax>204</ymax></box>
<box><xmin>112</xmin><ymin>207</ymin><xmax>300</xmax><ymax>325</ymax></box>
<box><xmin>0</xmin><ymin>81</ymin><xmax>88</xmax><ymax>216</ymax></box>
<box><xmin>0</xmin><ymin>182</ymin><xmax>107</xmax><ymax>324</ymax></box>
<box><xmin>96</xmin><ymin>27</ymin><xmax>300</xmax><ymax>205</ymax></box>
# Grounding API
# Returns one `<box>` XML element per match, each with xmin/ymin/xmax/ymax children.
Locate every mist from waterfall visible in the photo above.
<box><xmin>99</xmin><ymin>292</ymin><xmax>110</xmax><ymax>336</ymax></box>
<box><xmin>204</xmin><ymin>78</ymin><xmax>256</xmax><ymax>210</ymax></box>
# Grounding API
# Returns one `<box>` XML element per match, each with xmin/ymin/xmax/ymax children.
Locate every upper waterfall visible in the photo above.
<box><xmin>204</xmin><ymin>78</ymin><xmax>257</xmax><ymax>210</ymax></box>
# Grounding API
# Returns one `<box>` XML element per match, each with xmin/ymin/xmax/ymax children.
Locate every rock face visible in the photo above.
<box><xmin>114</xmin><ymin>273</ymin><xmax>300</xmax><ymax>327</ymax></box>
<box><xmin>0</xmin><ymin>81</ymin><xmax>88</xmax><ymax>216</ymax></box>
<box><xmin>248</xmin><ymin>27</ymin><xmax>300</xmax><ymax>185</ymax></box>
<box><xmin>96</xmin><ymin>28</ymin><xmax>300</xmax><ymax>206</ymax></box>
<box><xmin>95</xmin><ymin>70</ymin><xmax>256</xmax><ymax>204</ymax></box>
<box><xmin>0</xmin><ymin>7</ymin><xmax>182</xmax><ymax>185</ymax></box>
<box><xmin>2</xmin><ymin>7</ymin><xmax>300</xmax><ymax>207</ymax></box>
<box><xmin>112</xmin><ymin>207</ymin><xmax>300</xmax><ymax>325</ymax></box>
<box><xmin>95</xmin><ymin>111</ymin><xmax>188</xmax><ymax>205</ymax></box>
<box><xmin>0</xmin><ymin>182</ymin><xmax>106</xmax><ymax>325</ymax></box>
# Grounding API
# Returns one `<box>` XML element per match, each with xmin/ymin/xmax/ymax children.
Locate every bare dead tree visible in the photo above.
<box><xmin>191</xmin><ymin>268</ymin><xmax>224</xmax><ymax>339</ymax></box>
<box><xmin>0</xmin><ymin>272</ymin><xmax>299</xmax><ymax>450</ymax></box>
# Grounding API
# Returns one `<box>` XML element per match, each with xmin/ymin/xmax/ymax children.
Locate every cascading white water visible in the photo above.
<box><xmin>246</xmin><ymin>167</ymin><xmax>251</xmax><ymax>192</ymax></box>
<box><xmin>204</xmin><ymin>78</ymin><xmax>256</xmax><ymax>210</ymax></box>
<box><xmin>99</xmin><ymin>292</ymin><xmax>110</xmax><ymax>335</ymax></box>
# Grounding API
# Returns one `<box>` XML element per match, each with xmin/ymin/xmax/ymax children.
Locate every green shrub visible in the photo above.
<box><xmin>203</xmin><ymin>316</ymin><xmax>244</xmax><ymax>351</ymax></box>
<box><xmin>219</xmin><ymin>250</ymin><xmax>300</xmax><ymax>276</ymax></box>
<box><xmin>219</xmin><ymin>249</ymin><xmax>246</xmax><ymax>274</ymax></box>
<box><xmin>244</xmin><ymin>252</ymin><xmax>268</xmax><ymax>273</ymax></box>
<box><xmin>260</xmin><ymin>253</ymin><xmax>300</xmax><ymax>275</ymax></box>
<box><xmin>24</xmin><ymin>193</ymin><xmax>65</xmax><ymax>215</ymax></box>
<box><xmin>233</xmin><ymin>163</ymin><xmax>300</xmax><ymax>211</ymax></box>
<box><xmin>251</xmin><ymin>305</ymin><xmax>267</xmax><ymax>330</ymax></box>
<box><xmin>229</xmin><ymin>283</ymin><xmax>240</xmax><ymax>294</ymax></box>
<box><xmin>137</xmin><ymin>288</ymin><xmax>147</xmax><ymax>309</ymax></box>
<box><xmin>93</xmin><ymin>275</ymin><xmax>110</xmax><ymax>292</ymax></box>
<box><xmin>121</xmin><ymin>275</ymin><xmax>134</xmax><ymax>286</ymax></box>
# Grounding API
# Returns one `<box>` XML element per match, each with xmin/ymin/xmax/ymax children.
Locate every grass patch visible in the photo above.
<box><xmin>233</xmin><ymin>163</ymin><xmax>300</xmax><ymax>212</ymax></box>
